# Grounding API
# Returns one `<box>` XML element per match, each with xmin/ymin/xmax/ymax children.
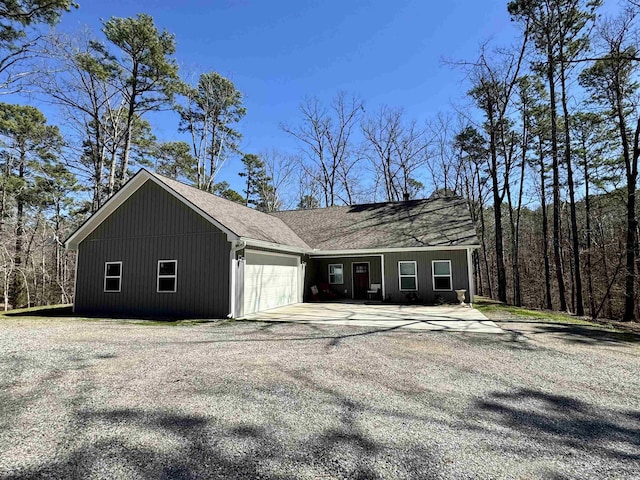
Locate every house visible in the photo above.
<box><xmin>65</xmin><ymin>169</ymin><xmax>480</xmax><ymax>318</ymax></box>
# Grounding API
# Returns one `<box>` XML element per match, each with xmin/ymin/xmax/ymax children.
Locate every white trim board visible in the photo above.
<box><xmin>241</xmin><ymin>237</ymin><xmax>309</xmax><ymax>254</ymax></box>
<box><xmin>398</xmin><ymin>260</ymin><xmax>418</xmax><ymax>292</ymax></box>
<box><xmin>432</xmin><ymin>259</ymin><xmax>453</xmax><ymax>292</ymax></box>
<box><xmin>244</xmin><ymin>249</ymin><xmax>302</xmax><ymax>259</ymax></box>
<box><xmin>309</xmin><ymin>245</ymin><xmax>480</xmax><ymax>256</ymax></box>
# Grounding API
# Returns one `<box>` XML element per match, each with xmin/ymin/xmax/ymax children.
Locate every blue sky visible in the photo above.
<box><xmin>36</xmin><ymin>0</ymin><xmax>523</xmax><ymax>192</ymax></box>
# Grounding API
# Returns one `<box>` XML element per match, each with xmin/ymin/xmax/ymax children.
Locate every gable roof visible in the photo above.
<box><xmin>65</xmin><ymin>169</ymin><xmax>309</xmax><ymax>250</ymax></box>
<box><xmin>270</xmin><ymin>197</ymin><xmax>480</xmax><ymax>251</ymax></box>
<box><xmin>149</xmin><ymin>172</ymin><xmax>310</xmax><ymax>249</ymax></box>
<box><xmin>65</xmin><ymin>168</ymin><xmax>479</xmax><ymax>253</ymax></box>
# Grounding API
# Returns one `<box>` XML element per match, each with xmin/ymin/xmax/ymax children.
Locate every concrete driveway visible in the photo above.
<box><xmin>243</xmin><ymin>302</ymin><xmax>503</xmax><ymax>333</ymax></box>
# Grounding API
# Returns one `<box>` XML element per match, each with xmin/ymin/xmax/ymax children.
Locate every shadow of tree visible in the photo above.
<box><xmin>3</xmin><ymin>404</ymin><xmax>440</xmax><ymax>479</ymax></box>
<box><xmin>528</xmin><ymin>323</ymin><xmax>640</xmax><ymax>345</ymax></box>
<box><xmin>468</xmin><ymin>388</ymin><xmax>640</xmax><ymax>463</ymax></box>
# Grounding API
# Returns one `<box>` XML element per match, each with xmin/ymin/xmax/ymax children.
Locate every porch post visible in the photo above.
<box><xmin>466</xmin><ymin>248</ymin><xmax>475</xmax><ymax>306</ymax></box>
<box><xmin>380</xmin><ymin>254</ymin><xmax>386</xmax><ymax>300</ymax></box>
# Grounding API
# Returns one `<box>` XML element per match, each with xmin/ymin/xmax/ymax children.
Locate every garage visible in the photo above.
<box><xmin>242</xmin><ymin>250</ymin><xmax>302</xmax><ymax>316</ymax></box>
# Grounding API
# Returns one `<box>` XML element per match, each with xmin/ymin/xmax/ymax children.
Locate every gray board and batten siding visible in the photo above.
<box><xmin>74</xmin><ymin>180</ymin><xmax>231</xmax><ymax>318</ymax></box>
<box><xmin>382</xmin><ymin>250</ymin><xmax>470</xmax><ymax>304</ymax></box>
<box><xmin>307</xmin><ymin>250</ymin><xmax>470</xmax><ymax>304</ymax></box>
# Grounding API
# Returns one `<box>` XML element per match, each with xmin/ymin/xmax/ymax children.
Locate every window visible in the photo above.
<box><xmin>328</xmin><ymin>264</ymin><xmax>343</xmax><ymax>284</ymax></box>
<box><xmin>104</xmin><ymin>262</ymin><xmax>122</xmax><ymax>292</ymax></box>
<box><xmin>432</xmin><ymin>260</ymin><xmax>452</xmax><ymax>291</ymax></box>
<box><xmin>157</xmin><ymin>260</ymin><xmax>177</xmax><ymax>293</ymax></box>
<box><xmin>398</xmin><ymin>261</ymin><xmax>417</xmax><ymax>291</ymax></box>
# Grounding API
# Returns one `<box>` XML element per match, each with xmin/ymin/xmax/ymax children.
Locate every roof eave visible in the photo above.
<box><xmin>309</xmin><ymin>244</ymin><xmax>481</xmax><ymax>256</ymax></box>
<box><xmin>241</xmin><ymin>237</ymin><xmax>310</xmax><ymax>254</ymax></box>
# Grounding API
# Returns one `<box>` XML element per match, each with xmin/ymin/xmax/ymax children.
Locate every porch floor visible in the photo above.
<box><xmin>243</xmin><ymin>302</ymin><xmax>503</xmax><ymax>333</ymax></box>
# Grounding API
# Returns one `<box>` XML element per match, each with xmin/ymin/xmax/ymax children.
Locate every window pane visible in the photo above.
<box><xmin>106</xmin><ymin>263</ymin><xmax>120</xmax><ymax>277</ymax></box>
<box><xmin>400</xmin><ymin>277</ymin><xmax>416</xmax><ymax>290</ymax></box>
<box><xmin>105</xmin><ymin>278</ymin><xmax>120</xmax><ymax>292</ymax></box>
<box><xmin>434</xmin><ymin>277</ymin><xmax>451</xmax><ymax>290</ymax></box>
<box><xmin>433</xmin><ymin>261</ymin><xmax>450</xmax><ymax>276</ymax></box>
<box><xmin>399</xmin><ymin>262</ymin><xmax>416</xmax><ymax>275</ymax></box>
<box><xmin>330</xmin><ymin>265</ymin><xmax>342</xmax><ymax>275</ymax></box>
<box><xmin>159</xmin><ymin>261</ymin><xmax>176</xmax><ymax>276</ymax></box>
<box><xmin>158</xmin><ymin>277</ymin><xmax>176</xmax><ymax>292</ymax></box>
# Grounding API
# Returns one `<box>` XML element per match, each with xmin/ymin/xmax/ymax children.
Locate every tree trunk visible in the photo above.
<box><xmin>581</xmin><ymin>137</ymin><xmax>596</xmax><ymax>318</ymax></box>
<box><xmin>538</xmin><ymin>137</ymin><xmax>553</xmax><ymax>310</ymax></box>
<box><xmin>546</xmin><ymin>54</ymin><xmax>567</xmax><ymax>311</ymax></box>
<box><xmin>624</xmin><ymin>118</ymin><xmax>639</xmax><ymax>321</ymax></box>
<box><xmin>560</xmin><ymin>63</ymin><xmax>584</xmax><ymax>315</ymax></box>
<box><xmin>9</xmin><ymin>155</ymin><xmax>25</xmax><ymax>308</ymax></box>
<box><xmin>488</xmin><ymin>104</ymin><xmax>507</xmax><ymax>303</ymax></box>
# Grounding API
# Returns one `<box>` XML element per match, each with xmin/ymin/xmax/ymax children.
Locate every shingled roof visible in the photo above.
<box><xmin>149</xmin><ymin>172</ymin><xmax>310</xmax><ymax>249</ymax></box>
<box><xmin>270</xmin><ymin>196</ymin><xmax>480</xmax><ymax>251</ymax></box>
<box><xmin>66</xmin><ymin>168</ymin><xmax>479</xmax><ymax>252</ymax></box>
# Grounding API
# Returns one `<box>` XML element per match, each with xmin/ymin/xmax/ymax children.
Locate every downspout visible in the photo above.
<box><xmin>228</xmin><ymin>239</ymin><xmax>246</xmax><ymax>318</ymax></box>
<box><xmin>72</xmin><ymin>250</ymin><xmax>78</xmax><ymax>313</ymax></box>
<box><xmin>466</xmin><ymin>247</ymin><xmax>475</xmax><ymax>306</ymax></box>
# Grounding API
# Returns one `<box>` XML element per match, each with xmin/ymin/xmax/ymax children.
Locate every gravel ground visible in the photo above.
<box><xmin>0</xmin><ymin>314</ymin><xmax>638</xmax><ymax>479</ymax></box>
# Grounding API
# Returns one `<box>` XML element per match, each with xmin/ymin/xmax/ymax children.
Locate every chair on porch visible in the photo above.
<box><xmin>367</xmin><ymin>283</ymin><xmax>381</xmax><ymax>300</ymax></box>
<box><xmin>318</xmin><ymin>282</ymin><xmax>339</xmax><ymax>300</ymax></box>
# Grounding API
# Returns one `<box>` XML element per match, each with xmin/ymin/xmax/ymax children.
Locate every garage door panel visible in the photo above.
<box><xmin>244</xmin><ymin>262</ymin><xmax>299</xmax><ymax>315</ymax></box>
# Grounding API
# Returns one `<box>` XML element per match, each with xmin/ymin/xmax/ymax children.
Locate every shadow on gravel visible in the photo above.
<box><xmin>2</xmin><ymin>407</ymin><xmax>440</xmax><ymax>479</ymax></box>
<box><xmin>529</xmin><ymin>324</ymin><xmax>640</xmax><ymax>345</ymax></box>
<box><xmin>470</xmin><ymin>388</ymin><xmax>640</xmax><ymax>462</ymax></box>
<box><xmin>491</xmin><ymin>317</ymin><xmax>640</xmax><ymax>345</ymax></box>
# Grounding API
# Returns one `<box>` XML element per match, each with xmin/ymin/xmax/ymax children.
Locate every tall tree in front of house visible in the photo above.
<box><xmin>176</xmin><ymin>72</ymin><xmax>245</xmax><ymax>192</ymax></box>
<box><xmin>580</xmin><ymin>9</ymin><xmax>640</xmax><ymax>321</ymax></box>
<box><xmin>100</xmin><ymin>14</ymin><xmax>179</xmax><ymax>192</ymax></box>
<box><xmin>0</xmin><ymin>103</ymin><xmax>63</xmax><ymax>308</ymax></box>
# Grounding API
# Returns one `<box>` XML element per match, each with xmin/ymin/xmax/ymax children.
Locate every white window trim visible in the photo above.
<box><xmin>432</xmin><ymin>260</ymin><xmax>453</xmax><ymax>291</ymax></box>
<box><xmin>398</xmin><ymin>261</ymin><xmax>418</xmax><ymax>291</ymax></box>
<box><xmin>157</xmin><ymin>259</ymin><xmax>178</xmax><ymax>293</ymax></box>
<box><xmin>328</xmin><ymin>263</ymin><xmax>344</xmax><ymax>285</ymax></box>
<box><xmin>104</xmin><ymin>261</ymin><xmax>122</xmax><ymax>293</ymax></box>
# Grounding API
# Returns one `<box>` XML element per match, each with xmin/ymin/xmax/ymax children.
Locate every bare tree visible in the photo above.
<box><xmin>361</xmin><ymin>105</ymin><xmax>429</xmax><ymax>201</ymax></box>
<box><xmin>283</xmin><ymin>92</ymin><xmax>363</xmax><ymax>206</ymax></box>
<box><xmin>259</xmin><ymin>149</ymin><xmax>297</xmax><ymax>211</ymax></box>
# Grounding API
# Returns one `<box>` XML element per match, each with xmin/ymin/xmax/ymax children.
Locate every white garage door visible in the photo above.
<box><xmin>243</xmin><ymin>251</ymin><xmax>300</xmax><ymax>316</ymax></box>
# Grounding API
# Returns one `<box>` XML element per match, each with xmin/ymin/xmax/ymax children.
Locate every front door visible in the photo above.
<box><xmin>353</xmin><ymin>263</ymin><xmax>370</xmax><ymax>299</ymax></box>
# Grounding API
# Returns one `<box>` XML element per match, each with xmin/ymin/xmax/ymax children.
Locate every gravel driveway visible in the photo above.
<box><xmin>0</xmin><ymin>315</ymin><xmax>638</xmax><ymax>479</ymax></box>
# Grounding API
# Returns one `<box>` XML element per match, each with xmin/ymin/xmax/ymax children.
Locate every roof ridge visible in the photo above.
<box><xmin>273</xmin><ymin>195</ymin><xmax>465</xmax><ymax>214</ymax></box>
<box><xmin>145</xmin><ymin>168</ymin><xmax>264</xmax><ymax>214</ymax></box>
